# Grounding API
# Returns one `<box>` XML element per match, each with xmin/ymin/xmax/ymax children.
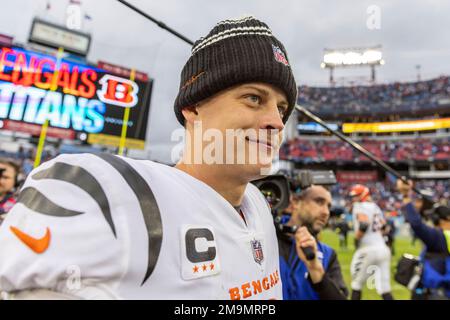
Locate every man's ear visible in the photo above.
<box><xmin>181</xmin><ymin>105</ymin><xmax>199</xmax><ymax>125</ymax></box>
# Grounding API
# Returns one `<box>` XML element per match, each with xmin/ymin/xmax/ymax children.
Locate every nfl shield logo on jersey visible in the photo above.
<box><xmin>251</xmin><ymin>239</ymin><xmax>264</xmax><ymax>265</ymax></box>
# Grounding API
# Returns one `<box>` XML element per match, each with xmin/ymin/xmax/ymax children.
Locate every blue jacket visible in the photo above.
<box><xmin>402</xmin><ymin>203</ymin><xmax>450</xmax><ymax>297</ymax></box>
<box><xmin>419</xmin><ymin>231</ymin><xmax>450</xmax><ymax>298</ymax></box>
<box><xmin>278</xmin><ymin>233</ymin><xmax>348</xmax><ymax>300</ymax></box>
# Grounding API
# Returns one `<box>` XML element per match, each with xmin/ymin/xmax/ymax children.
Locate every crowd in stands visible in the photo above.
<box><xmin>280</xmin><ymin>137</ymin><xmax>450</xmax><ymax>163</ymax></box>
<box><xmin>298</xmin><ymin>76</ymin><xmax>450</xmax><ymax>116</ymax></box>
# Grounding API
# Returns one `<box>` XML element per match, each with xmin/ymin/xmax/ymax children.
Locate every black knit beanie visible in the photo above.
<box><xmin>174</xmin><ymin>16</ymin><xmax>297</xmax><ymax>126</ymax></box>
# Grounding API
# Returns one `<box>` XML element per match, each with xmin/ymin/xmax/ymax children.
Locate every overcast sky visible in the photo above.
<box><xmin>1</xmin><ymin>0</ymin><xmax>450</xmax><ymax>162</ymax></box>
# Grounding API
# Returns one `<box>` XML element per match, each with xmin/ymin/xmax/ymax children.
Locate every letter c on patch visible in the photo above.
<box><xmin>185</xmin><ymin>228</ymin><xmax>216</xmax><ymax>263</ymax></box>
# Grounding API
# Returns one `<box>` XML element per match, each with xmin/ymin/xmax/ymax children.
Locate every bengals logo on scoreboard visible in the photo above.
<box><xmin>96</xmin><ymin>74</ymin><xmax>139</xmax><ymax>107</ymax></box>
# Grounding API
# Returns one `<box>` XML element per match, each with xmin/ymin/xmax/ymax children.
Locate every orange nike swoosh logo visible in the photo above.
<box><xmin>10</xmin><ymin>226</ymin><xmax>51</xmax><ymax>254</ymax></box>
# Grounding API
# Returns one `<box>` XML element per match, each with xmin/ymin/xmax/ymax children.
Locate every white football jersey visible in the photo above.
<box><xmin>351</xmin><ymin>201</ymin><xmax>386</xmax><ymax>248</ymax></box>
<box><xmin>0</xmin><ymin>153</ymin><xmax>282</xmax><ymax>300</ymax></box>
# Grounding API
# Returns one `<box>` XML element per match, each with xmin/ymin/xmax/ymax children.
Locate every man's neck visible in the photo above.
<box><xmin>175</xmin><ymin>162</ymin><xmax>247</xmax><ymax>207</ymax></box>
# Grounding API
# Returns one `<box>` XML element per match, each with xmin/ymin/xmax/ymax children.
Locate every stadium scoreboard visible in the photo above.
<box><xmin>0</xmin><ymin>44</ymin><xmax>153</xmax><ymax>149</ymax></box>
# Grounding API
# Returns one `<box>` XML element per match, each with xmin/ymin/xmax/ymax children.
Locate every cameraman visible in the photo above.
<box><xmin>397</xmin><ymin>179</ymin><xmax>450</xmax><ymax>299</ymax></box>
<box><xmin>278</xmin><ymin>185</ymin><xmax>348</xmax><ymax>300</ymax></box>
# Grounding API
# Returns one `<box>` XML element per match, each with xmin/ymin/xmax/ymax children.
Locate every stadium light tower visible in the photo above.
<box><xmin>321</xmin><ymin>45</ymin><xmax>384</xmax><ymax>85</ymax></box>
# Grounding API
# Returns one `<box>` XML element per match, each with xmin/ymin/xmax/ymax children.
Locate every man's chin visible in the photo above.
<box><xmin>237</xmin><ymin>163</ymin><xmax>273</xmax><ymax>181</ymax></box>
<box><xmin>312</xmin><ymin>224</ymin><xmax>325</xmax><ymax>234</ymax></box>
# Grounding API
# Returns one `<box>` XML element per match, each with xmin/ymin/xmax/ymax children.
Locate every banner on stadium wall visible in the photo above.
<box><xmin>343</xmin><ymin>118</ymin><xmax>450</xmax><ymax>133</ymax></box>
<box><xmin>0</xmin><ymin>45</ymin><xmax>152</xmax><ymax>149</ymax></box>
<box><xmin>336</xmin><ymin>171</ymin><xmax>378</xmax><ymax>183</ymax></box>
<box><xmin>1</xmin><ymin>119</ymin><xmax>75</xmax><ymax>140</ymax></box>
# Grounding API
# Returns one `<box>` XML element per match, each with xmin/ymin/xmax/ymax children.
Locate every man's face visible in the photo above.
<box><xmin>295</xmin><ymin>186</ymin><xmax>332</xmax><ymax>234</ymax></box>
<box><xmin>182</xmin><ymin>82</ymin><xmax>288</xmax><ymax>180</ymax></box>
<box><xmin>0</xmin><ymin>164</ymin><xmax>16</xmax><ymax>196</ymax></box>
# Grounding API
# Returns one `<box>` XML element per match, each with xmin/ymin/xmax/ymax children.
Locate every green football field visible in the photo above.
<box><xmin>319</xmin><ymin>229</ymin><xmax>422</xmax><ymax>300</ymax></box>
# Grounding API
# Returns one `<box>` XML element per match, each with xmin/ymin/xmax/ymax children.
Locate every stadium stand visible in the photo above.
<box><xmin>298</xmin><ymin>76</ymin><xmax>450</xmax><ymax>119</ymax></box>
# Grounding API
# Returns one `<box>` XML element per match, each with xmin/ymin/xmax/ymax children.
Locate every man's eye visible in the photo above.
<box><xmin>246</xmin><ymin>94</ymin><xmax>261</xmax><ymax>104</ymax></box>
<box><xmin>315</xmin><ymin>198</ymin><xmax>325</xmax><ymax>206</ymax></box>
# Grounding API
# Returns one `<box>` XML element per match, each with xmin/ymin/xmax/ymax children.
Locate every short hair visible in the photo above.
<box><xmin>297</xmin><ymin>185</ymin><xmax>331</xmax><ymax>201</ymax></box>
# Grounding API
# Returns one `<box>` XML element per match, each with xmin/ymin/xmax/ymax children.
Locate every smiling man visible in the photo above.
<box><xmin>176</xmin><ymin>82</ymin><xmax>289</xmax><ymax>206</ymax></box>
<box><xmin>0</xmin><ymin>16</ymin><xmax>297</xmax><ymax>299</ymax></box>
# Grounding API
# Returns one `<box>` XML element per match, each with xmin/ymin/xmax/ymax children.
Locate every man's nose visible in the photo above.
<box><xmin>260</xmin><ymin>102</ymin><xmax>285</xmax><ymax>131</ymax></box>
<box><xmin>325</xmin><ymin>211</ymin><xmax>330</xmax><ymax>220</ymax></box>
<box><xmin>322</xmin><ymin>207</ymin><xmax>330</xmax><ymax>219</ymax></box>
